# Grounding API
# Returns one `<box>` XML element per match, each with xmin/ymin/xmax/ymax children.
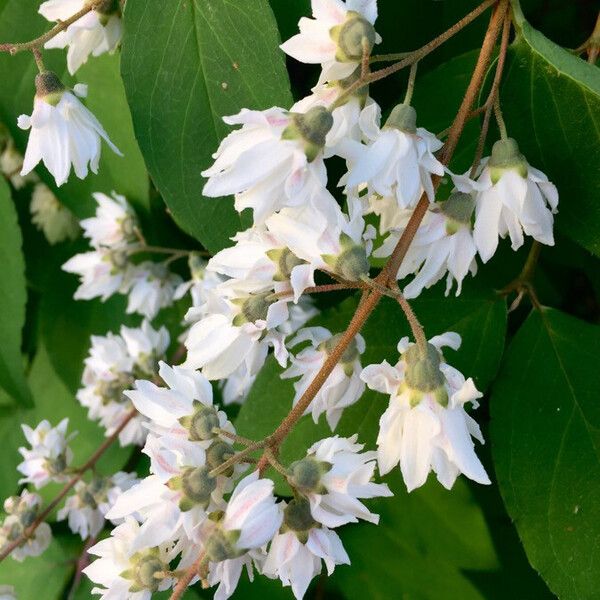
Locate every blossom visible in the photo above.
<box><xmin>453</xmin><ymin>138</ymin><xmax>558</xmax><ymax>262</ymax></box>
<box><xmin>341</xmin><ymin>103</ymin><xmax>444</xmax><ymax>209</ymax></box>
<box><xmin>0</xmin><ymin>136</ymin><xmax>37</xmax><ymax>189</ymax></box>
<box><xmin>282</xmin><ymin>327</ymin><xmax>366</xmax><ymax>430</ymax></box>
<box><xmin>264</xmin><ymin>523</ymin><xmax>349</xmax><ymax>599</ymax></box>
<box><xmin>173</xmin><ymin>253</ymin><xmax>224</xmax><ymax>309</ymax></box>
<box><xmin>361</xmin><ymin>332</ymin><xmax>491</xmax><ymax>491</ymax></box>
<box><xmin>58</xmin><ymin>472</ymin><xmax>138</xmax><ymax>539</ymax></box>
<box><xmin>84</xmin><ymin>517</ymin><xmax>175</xmax><ymax>600</ymax></box>
<box><xmin>375</xmin><ymin>193</ymin><xmax>478</xmax><ymax>298</ymax></box>
<box><xmin>288</xmin><ymin>435</ymin><xmax>391</xmax><ymax>527</ymax></box>
<box><xmin>40</xmin><ymin>0</ymin><xmax>122</xmax><ymax>75</ymax></box>
<box><xmin>17</xmin><ymin>418</ymin><xmax>74</xmax><ymax>489</ymax></box>
<box><xmin>30</xmin><ymin>183</ymin><xmax>80</xmax><ymax>244</ymax></box>
<box><xmin>202</xmin><ymin>106</ymin><xmax>333</xmax><ymax>223</ymax></box>
<box><xmin>0</xmin><ymin>491</ymin><xmax>52</xmax><ymax>562</ymax></box>
<box><xmin>281</xmin><ymin>0</ymin><xmax>380</xmax><ymax>82</ymax></box>
<box><xmin>80</xmin><ymin>191</ymin><xmax>138</xmax><ymax>248</ymax></box>
<box><xmin>18</xmin><ymin>72</ymin><xmax>121</xmax><ymax>187</ymax></box>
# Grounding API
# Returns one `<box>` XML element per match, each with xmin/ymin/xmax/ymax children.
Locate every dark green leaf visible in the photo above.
<box><xmin>500</xmin><ymin>3</ymin><xmax>600</xmax><ymax>255</ymax></box>
<box><xmin>121</xmin><ymin>0</ymin><xmax>292</xmax><ymax>253</ymax></box>
<box><xmin>491</xmin><ymin>308</ymin><xmax>600</xmax><ymax>598</ymax></box>
<box><xmin>0</xmin><ymin>177</ymin><xmax>31</xmax><ymax>406</ymax></box>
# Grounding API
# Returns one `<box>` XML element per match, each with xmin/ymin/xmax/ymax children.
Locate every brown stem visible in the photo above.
<box><xmin>170</xmin><ymin>553</ymin><xmax>206</xmax><ymax>600</ymax></box>
<box><xmin>0</xmin><ymin>408</ymin><xmax>137</xmax><ymax>563</ymax></box>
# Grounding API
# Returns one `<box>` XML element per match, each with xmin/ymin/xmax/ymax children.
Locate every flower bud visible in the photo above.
<box><xmin>488</xmin><ymin>138</ymin><xmax>528</xmax><ymax>183</ymax></box>
<box><xmin>385</xmin><ymin>103</ymin><xmax>417</xmax><ymax>134</ymax></box>
<box><xmin>205</xmin><ymin>528</ymin><xmax>242</xmax><ymax>562</ymax></box>
<box><xmin>282</xmin><ymin>106</ymin><xmax>334</xmax><ymax>161</ymax></box>
<box><xmin>330</xmin><ymin>11</ymin><xmax>377</xmax><ymax>62</ymax></box>
<box><xmin>287</xmin><ymin>457</ymin><xmax>331</xmax><ymax>494</ymax></box>
<box><xmin>179</xmin><ymin>466</ymin><xmax>217</xmax><ymax>511</ymax></box>
<box><xmin>34</xmin><ymin>71</ymin><xmax>65</xmax><ymax>106</ymax></box>
<box><xmin>403</xmin><ymin>343</ymin><xmax>448</xmax><ymax>407</ymax></box>
<box><xmin>266</xmin><ymin>247</ymin><xmax>305</xmax><ymax>282</ymax></box>
<box><xmin>179</xmin><ymin>402</ymin><xmax>220</xmax><ymax>442</ymax></box>
<box><xmin>283</xmin><ymin>497</ymin><xmax>318</xmax><ymax>543</ymax></box>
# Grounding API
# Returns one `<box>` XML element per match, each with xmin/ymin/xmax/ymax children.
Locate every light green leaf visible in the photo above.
<box><xmin>120</xmin><ymin>0</ymin><xmax>292</xmax><ymax>253</ymax></box>
<box><xmin>491</xmin><ymin>308</ymin><xmax>600</xmax><ymax>598</ymax></box>
<box><xmin>0</xmin><ymin>177</ymin><xmax>31</xmax><ymax>407</ymax></box>
<box><xmin>500</xmin><ymin>3</ymin><xmax>600</xmax><ymax>255</ymax></box>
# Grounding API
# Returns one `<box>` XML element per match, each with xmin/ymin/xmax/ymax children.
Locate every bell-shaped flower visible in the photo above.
<box><xmin>361</xmin><ymin>332</ymin><xmax>491</xmax><ymax>492</ymax></box>
<box><xmin>39</xmin><ymin>0</ymin><xmax>122</xmax><ymax>75</ymax></box>
<box><xmin>18</xmin><ymin>72</ymin><xmax>121</xmax><ymax>186</ymax></box>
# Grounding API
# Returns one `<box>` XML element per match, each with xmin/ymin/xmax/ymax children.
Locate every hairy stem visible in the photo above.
<box><xmin>403</xmin><ymin>61</ymin><xmax>419</xmax><ymax>105</ymax></box>
<box><xmin>170</xmin><ymin>553</ymin><xmax>206</xmax><ymax>600</ymax></box>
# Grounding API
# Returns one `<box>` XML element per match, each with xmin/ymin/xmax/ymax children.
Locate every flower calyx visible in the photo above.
<box><xmin>330</xmin><ymin>11</ymin><xmax>377</xmax><ymax>63</ymax></box>
<box><xmin>488</xmin><ymin>138</ymin><xmax>528</xmax><ymax>183</ymax></box>
<box><xmin>403</xmin><ymin>342</ymin><xmax>448</xmax><ymax>407</ymax></box>
<box><xmin>34</xmin><ymin>71</ymin><xmax>66</xmax><ymax>106</ymax></box>
<box><xmin>385</xmin><ymin>103</ymin><xmax>417</xmax><ymax>135</ymax></box>
<box><xmin>282</xmin><ymin>106</ymin><xmax>334</xmax><ymax>162</ymax></box>
<box><xmin>287</xmin><ymin>456</ymin><xmax>331</xmax><ymax>495</ymax></box>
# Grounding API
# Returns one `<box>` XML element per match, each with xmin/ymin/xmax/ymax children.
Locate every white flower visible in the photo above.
<box><xmin>375</xmin><ymin>193</ymin><xmax>478</xmax><ymax>298</ymax></box>
<box><xmin>453</xmin><ymin>138</ymin><xmax>558</xmax><ymax>263</ymax></box>
<box><xmin>0</xmin><ymin>137</ymin><xmax>37</xmax><ymax>189</ymax></box>
<box><xmin>0</xmin><ymin>491</ymin><xmax>52</xmax><ymax>562</ymax></box>
<box><xmin>173</xmin><ymin>254</ymin><xmax>224</xmax><ymax>309</ymax></box>
<box><xmin>80</xmin><ymin>191</ymin><xmax>137</xmax><ymax>248</ymax></box>
<box><xmin>202</xmin><ymin>107</ymin><xmax>331</xmax><ymax>224</ymax></box>
<box><xmin>30</xmin><ymin>183</ymin><xmax>80</xmax><ymax>244</ymax></box>
<box><xmin>282</xmin><ymin>327</ymin><xmax>366</xmax><ymax>430</ymax></box>
<box><xmin>58</xmin><ymin>472</ymin><xmax>138</xmax><ymax>539</ymax></box>
<box><xmin>288</xmin><ymin>435</ymin><xmax>391</xmax><ymax>527</ymax></box>
<box><xmin>120</xmin><ymin>320</ymin><xmax>170</xmax><ymax>374</ymax></box>
<box><xmin>361</xmin><ymin>332</ymin><xmax>491</xmax><ymax>491</ymax></box>
<box><xmin>84</xmin><ymin>517</ymin><xmax>175</xmax><ymax>600</ymax></box>
<box><xmin>123</xmin><ymin>262</ymin><xmax>182</xmax><ymax>320</ymax></box>
<box><xmin>281</xmin><ymin>0</ymin><xmax>380</xmax><ymax>82</ymax></box>
<box><xmin>62</xmin><ymin>246</ymin><xmax>129</xmax><ymax>301</ymax></box>
<box><xmin>264</xmin><ymin>526</ymin><xmax>349</xmax><ymax>599</ymax></box>
<box><xmin>17</xmin><ymin>418</ymin><xmax>74</xmax><ymax>489</ymax></box>
<box><xmin>341</xmin><ymin>103</ymin><xmax>444</xmax><ymax>209</ymax></box>
<box><xmin>40</xmin><ymin>0</ymin><xmax>122</xmax><ymax>75</ymax></box>
<box><xmin>18</xmin><ymin>72</ymin><xmax>121</xmax><ymax>187</ymax></box>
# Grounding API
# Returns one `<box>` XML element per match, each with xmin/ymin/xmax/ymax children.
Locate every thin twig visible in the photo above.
<box><xmin>170</xmin><ymin>552</ymin><xmax>206</xmax><ymax>600</ymax></box>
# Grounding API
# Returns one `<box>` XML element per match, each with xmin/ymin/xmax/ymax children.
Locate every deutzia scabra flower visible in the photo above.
<box><xmin>84</xmin><ymin>517</ymin><xmax>175</xmax><ymax>599</ymax></box>
<box><xmin>203</xmin><ymin>472</ymin><xmax>282</xmax><ymax>600</ymax></box>
<box><xmin>174</xmin><ymin>253</ymin><xmax>224</xmax><ymax>310</ymax></box>
<box><xmin>30</xmin><ymin>182</ymin><xmax>80</xmax><ymax>244</ymax></box>
<box><xmin>287</xmin><ymin>435</ymin><xmax>391</xmax><ymax>527</ymax></box>
<box><xmin>342</xmin><ymin>103</ymin><xmax>444</xmax><ymax>209</ymax></box>
<box><xmin>78</xmin><ymin>321</ymin><xmax>169</xmax><ymax>445</ymax></box>
<box><xmin>282</xmin><ymin>327</ymin><xmax>366</xmax><ymax>430</ymax></box>
<box><xmin>361</xmin><ymin>332</ymin><xmax>491</xmax><ymax>492</ymax></box>
<box><xmin>453</xmin><ymin>138</ymin><xmax>559</xmax><ymax>263</ymax></box>
<box><xmin>0</xmin><ymin>491</ymin><xmax>52</xmax><ymax>562</ymax></box>
<box><xmin>80</xmin><ymin>191</ymin><xmax>138</xmax><ymax>248</ymax></box>
<box><xmin>39</xmin><ymin>0</ymin><xmax>122</xmax><ymax>75</ymax></box>
<box><xmin>58</xmin><ymin>472</ymin><xmax>138</xmax><ymax>539</ymax></box>
<box><xmin>18</xmin><ymin>72</ymin><xmax>121</xmax><ymax>187</ymax></box>
<box><xmin>281</xmin><ymin>0</ymin><xmax>380</xmax><ymax>82</ymax></box>
<box><xmin>375</xmin><ymin>192</ymin><xmax>478</xmax><ymax>298</ymax></box>
<box><xmin>17</xmin><ymin>418</ymin><xmax>74</xmax><ymax>489</ymax></box>
<box><xmin>0</xmin><ymin>135</ymin><xmax>37</xmax><ymax>189</ymax></box>
<box><xmin>264</xmin><ymin>501</ymin><xmax>350</xmax><ymax>599</ymax></box>
<box><xmin>202</xmin><ymin>106</ymin><xmax>335</xmax><ymax>223</ymax></box>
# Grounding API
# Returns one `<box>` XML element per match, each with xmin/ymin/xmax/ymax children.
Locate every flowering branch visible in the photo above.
<box><xmin>0</xmin><ymin>408</ymin><xmax>137</xmax><ymax>563</ymax></box>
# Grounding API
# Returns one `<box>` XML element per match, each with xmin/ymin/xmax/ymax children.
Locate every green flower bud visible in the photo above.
<box><xmin>232</xmin><ymin>292</ymin><xmax>274</xmax><ymax>326</ymax></box>
<box><xmin>330</xmin><ymin>11</ymin><xmax>377</xmax><ymax>62</ymax></box>
<box><xmin>385</xmin><ymin>103</ymin><xmax>417</xmax><ymax>134</ymax></box>
<box><xmin>35</xmin><ymin>71</ymin><xmax>65</xmax><ymax>106</ymax></box>
<box><xmin>179</xmin><ymin>466</ymin><xmax>217</xmax><ymax>510</ymax></box>
<box><xmin>206</xmin><ymin>441</ymin><xmax>235</xmax><ymax>476</ymax></box>
<box><xmin>488</xmin><ymin>138</ymin><xmax>528</xmax><ymax>183</ymax></box>
<box><xmin>403</xmin><ymin>343</ymin><xmax>448</xmax><ymax>407</ymax></box>
<box><xmin>287</xmin><ymin>457</ymin><xmax>331</xmax><ymax>494</ymax></box>
<box><xmin>283</xmin><ymin>497</ymin><xmax>318</xmax><ymax>544</ymax></box>
<box><xmin>179</xmin><ymin>402</ymin><xmax>220</xmax><ymax>442</ymax></box>
<box><xmin>205</xmin><ymin>528</ymin><xmax>242</xmax><ymax>562</ymax></box>
<box><xmin>282</xmin><ymin>106</ymin><xmax>334</xmax><ymax>162</ymax></box>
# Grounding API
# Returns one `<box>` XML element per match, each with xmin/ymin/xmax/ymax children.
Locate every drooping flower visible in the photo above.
<box><xmin>453</xmin><ymin>138</ymin><xmax>559</xmax><ymax>262</ymax></box>
<box><xmin>202</xmin><ymin>106</ymin><xmax>334</xmax><ymax>223</ymax></box>
<box><xmin>39</xmin><ymin>0</ymin><xmax>122</xmax><ymax>75</ymax></box>
<box><xmin>287</xmin><ymin>435</ymin><xmax>391</xmax><ymax>527</ymax></box>
<box><xmin>361</xmin><ymin>332</ymin><xmax>491</xmax><ymax>491</ymax></box>
<box><xmin>375</xmin><ymin>192</ymin><xmax>478</xmax><ymax>298</ymax></box>
<box><xmin>30</xmin><ymin>183</ymin><xmax>80</xmax><ymax>244</ymax></box>
<box><xmin>18</xmin><ymin>72</ymin><xmax>121</xmax><ymax>187</ymax></box>
<box><xmin>282</xmin><ymin>327</ymin><xmax>366</xmax><ymax>430</ymax></box>
<box><xmin>281</xmin><ymin>0</ymin><xmax>380</xmax><ymax>82</ymax></box>
<box><xmin>17</xmin><ymin>418</ymin><xmax>74</xmax><ymax>489</ymax></box>
<box><xmin>341</xmin><ymin>103</ymin><xmax>444</xmax><ymax>209</ymax></box>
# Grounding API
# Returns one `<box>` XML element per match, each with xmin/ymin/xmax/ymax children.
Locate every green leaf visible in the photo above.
<box><xmin>0</xmin><ymin>0</ymin><xmax>149</xmax><ymax>217</ymax></box>
<box><xmin>0</xmin><ymin>177</ymin><xmax>31</xmax><ymax>407</ymax></box>
<box><xmin>121</xmin><ymin>0</ymin><xmax>292</xmax><ymax>254</ymax></box>
<box><xmin>491</xmin><ymin>308</ymin><xmax>600</xmax><ymax>598</ymax></box>
<box><xmin>499</xmin><ymin>4</ymin><xmax>600</xmax><ymax>255</ymax></box>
